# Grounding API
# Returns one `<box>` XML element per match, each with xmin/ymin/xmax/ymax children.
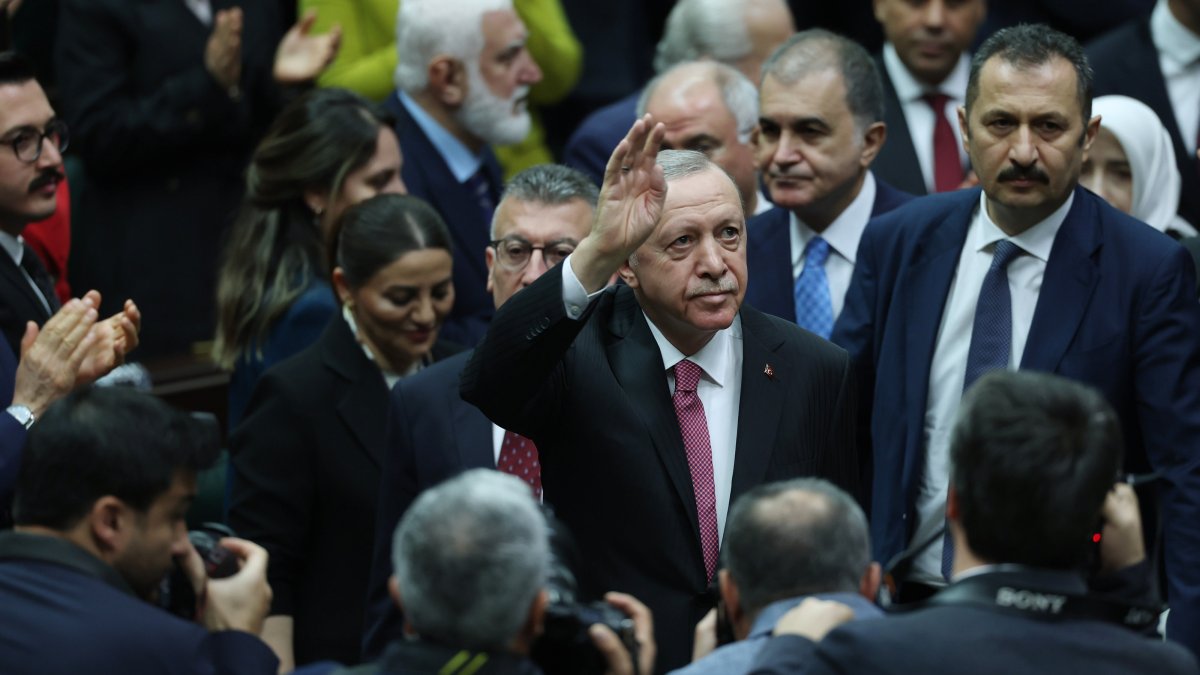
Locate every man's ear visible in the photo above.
<box><xmin>859</xmin><ymin>121</ymin><xmax>887</xmax><ymax>167</ymax></box>
<box><xmin>719</xmin><ymin>569</ymin><xmax>743</xmax><ymax>627</ymax></box>
<box><xmin>89</xmin><ymin>496</ymin><xmax>130</xmax><ymax>558</ymax></box>
<box><xmin>428</xmin><ymin>56</ymin><xmax>469</xmax><ymax>108</ymax></box>
<box><xmin>617</xmin><ymin>259</ymin><xmax>639</xmax><ymax>289</ymax></box>
<box><xmin>388</xmin><ymin>576</ymin><xmax>403</xmax><ymax>609</ymax></box>
<box><xmin>485</xmin><ymin>246</ymin><xmax>497</xmax><ymax>294</ymax></box>
<box><xmin>957</xmin><ymin>105</ymin><xmax>970</xmax><ymax>155</ymax></box>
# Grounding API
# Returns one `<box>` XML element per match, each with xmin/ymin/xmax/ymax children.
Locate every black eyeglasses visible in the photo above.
<box><xmin>489</xmin><ymin>237</ymin><xmax>577</xmax><ymax>271</ymax></box>
<box><xmin>6</xmin><ymin>120</ymin><xmax>69</xmax><ymax>163</ymax></box>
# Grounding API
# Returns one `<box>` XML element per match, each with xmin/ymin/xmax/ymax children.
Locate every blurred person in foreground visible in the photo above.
<box><xmin>0</xmin><ymin>387</ymin><xmax>275</xmax><ymax>675</ymax></box>
<box><xmin>747</xmin><ymin>371</ymin><xmax>1199</xmax><ymax>675</ymax></box>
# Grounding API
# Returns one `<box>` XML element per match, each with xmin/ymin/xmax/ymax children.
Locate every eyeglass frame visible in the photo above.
<box><xmin>488</xmin><ymin>236</ymin><xmax>579</xmax><ymax>271</ymax></box>
<box><xmin>4</xmin><ymin>119</ymin><xmax>70</xmax><ymax>164</ymax></box>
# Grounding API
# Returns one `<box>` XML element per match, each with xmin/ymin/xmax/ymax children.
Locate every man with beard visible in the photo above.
<box><xmin>0</xmin><ymin>387</ymin><xmax>276</xmax><ymax>674</ymax></box>
<box><xmin>388</xmin><ymin>0</ymin><xmax>543</xmax><ymax>346</ymax></box>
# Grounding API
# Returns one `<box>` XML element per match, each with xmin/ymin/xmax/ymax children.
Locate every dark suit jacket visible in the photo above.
<box><xmin>744</xmin><ymin>174</ymin><xmax>913</xmax><ymax>322</ymax></box>
<box><xmin>1088</xmin><ymin>18</ymin><xmax>1200</xmax><ymax>229</ymax></box>
<box><xmin>385</xmin><ymin>94</ymin><xmax>502</xmax><ymax>348</ymax></box>
<box><xmin>0</xmin><ymin>340</ymin><xmax>25</xmax><ymax>502</ymax></box>
<box><xmin>873</xmin><ymin>61</ymin><xmax>929</xmax><ymax>197</ymax></box>
<box><xmin>746</xmin><ymin>569</ymin><xmax>1198</xmax><ymax>675</ymax></box>
<box><xmin>832</xmin><ymin>186</ymin><xmax>1200</xmax><ymax>659</ymax></box>
<box><xmin>0</xmin><ymin>532</ymin><xmax>279</xmax><ymax>674</ymax></box>
<box><xmin>460</xmin><ymin>265</ymin><xmax>859</xmax><ymax>672</ymax></box>
<box><xmin>361</xmin><ymin>350</ymin><xmax>492</xmax><ymax>659</ymax></box>
<box><xmin>0</xmin><ymin>251</ymin><xmax>53</xmax><ymax>357</ymax></box>
<box><xmin>56</xmin><ymin>0</ymin><xmax>284</xmax><ymax>358</ymax></box>
<box><xmin>562</xmin><ymin>91</ymin><xmax>641</xmax><ymax>187</ymax></box>
<box><xmin>228</xmin><ymin>315</ymin><xmax>460</xmax><ymax>665</ymax></box>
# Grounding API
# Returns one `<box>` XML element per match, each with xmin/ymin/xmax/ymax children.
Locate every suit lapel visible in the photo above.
<box><xmin>875</xmin><ymin>61</ymin><xmax>928</xmax><ymax>197</ymax></box>
<box><xmin>605</xmin><ymin>290</ymin><xmax>702</xmax><ymax>543</ymax></box>
<box><xmin>730</xmin><ymin>309</ymin><xmax>785</xmax><ymax>502</ymax></box>
<box><xmin>901</xmin><ymin>193</ymin><xmax>975</xmax><ymax>430</ymax></box>
<box><xmin>747</xmin><ymin>208</ymin><xmax>797</xmax><ymax>321</ymax></box>
<box><xmin>453</xmin><ymin>389</ymin><xmax>496</xmax><ymax>470</ymax></box>
<box><xmin>1021</xmin><ymin>188</ymin><xmax>1101</xmax><ymax>372</ymax></box>
<box><xmin>323</xmin><ymin>319</ymin><xmax>388</xmax><ymax>469</ymax></box>
<box><xmin>0</xmin><ymin>256</ymin><xmax>48</xmax><ymax>323</ymax></box>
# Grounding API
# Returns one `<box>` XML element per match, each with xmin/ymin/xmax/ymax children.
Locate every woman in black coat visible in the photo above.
<box><xmin>228</xmin><ymin>194</ymin><xmax>460</xmax><ymax>669</ymax></box>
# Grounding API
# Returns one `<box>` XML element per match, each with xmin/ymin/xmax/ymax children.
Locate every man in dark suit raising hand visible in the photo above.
<box><xmin>462</xmin><ymin>115</ymin><xmax>859</xmax><ymax>672</ymax></box>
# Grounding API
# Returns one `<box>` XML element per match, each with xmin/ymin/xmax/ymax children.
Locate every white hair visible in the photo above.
<box><xmin>637</xmin><ymin>61</ymin><xmax>759</xmax><ymax>143</ymax></box>
<box><xmin>394</xmin><ymin>0</ymin><xmax>513</xmax><ymax>93</ymax></box>
<box><xmin>654</xmin><ymin>0</ymin><xmax>751</xmax><ymax>73</ymax></box>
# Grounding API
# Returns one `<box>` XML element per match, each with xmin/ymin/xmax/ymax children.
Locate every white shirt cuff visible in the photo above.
<box><xmin>560</xmin><ymin>254</ymin><xmax>607</xmax><ymax>319</ymax></box>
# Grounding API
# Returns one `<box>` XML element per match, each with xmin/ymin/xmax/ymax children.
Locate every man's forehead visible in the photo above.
<box><xmin>494</xmin><ymin>197</ymin><xmax>591</xmax><ymax>240</ymax></box>
<box><xmin>480</xmin><ymin>8</ymin><xmax>526</xmax><ymax>49</ymax></box>
<box><xmin>0</xmin><ymin>80</ymin><xmax>54</xmax><ymax>133</ymax></box>
<box><xmin>661</xmin><ymin>169</ymin><xmax>743</xmax><ymax>217</ymax></box>
<box><xmin>976</xmin><ymin>56</ymin><xmax>1080</xmax><ymax>110</ymax></box>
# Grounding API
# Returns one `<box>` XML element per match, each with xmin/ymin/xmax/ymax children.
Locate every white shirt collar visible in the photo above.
<box><xmin>0</xmin><ymin>231</ymin><xmax>24</xmax><ymax>266</ymax></box>
<box><xmin>791</xmin><ymin>171</ymin><xmax>877</xmax><ymax>267</ymax></box>
<box><xmin>753</xmin><ymin>188</ymin><xmax>773</xmax><ymax>216</ymax></box>
<box><xmin>975</xmin><ymin>190</ymin><xmax>1074</xmax><ymax>263</ymax></box>
<box><xmin>883</xmin><ymin>42</ymin><xmax>971</xmax><ymax>102</ymax></box>
<box><xmin>1152</xmin><ymin>0</ymin><xmax>1200</xmax><ymax>70</ymax></box>
<box><xmin>643</xmin><ymin>312</ymin><xmax>741</xmax><ymax>389</ymax></box>
<box><xmin>397</xmin><ymin>91</ymin><xmax>484</xmax><ymax>184</ymax></box>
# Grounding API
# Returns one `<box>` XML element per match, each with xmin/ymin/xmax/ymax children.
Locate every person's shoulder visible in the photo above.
<box><xmin>667</xmin><ymin>638</ymin><xmax>760</xmax><ymax>675</ymax></box>
<box><xmin>747</xmin><ymin>205</ymin><xmax>789</xmax><ymax>232</ymax></box>
<box><xmin>1086</xmin><ymin>15</ymin><xmax>1149</xmax><ymax>57</ymax></box>
<box><xmin>396</xmin><ymin>350</ymin><xmax>472</xmax><ymax>396</ymax></box>
<box><xmin>743</xmin><ymin>305</ymin><xmax>849</xmax><ymax>364</ymax></box>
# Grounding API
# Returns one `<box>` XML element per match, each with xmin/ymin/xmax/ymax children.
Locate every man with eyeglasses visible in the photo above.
<box><xmin>361</xmin><ymin>163</ymin><xmax>597</xmax><ymax>659</ymax></box>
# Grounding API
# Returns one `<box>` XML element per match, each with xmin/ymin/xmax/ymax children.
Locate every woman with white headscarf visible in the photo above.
<box><xmin>1083</xmin><ymin>95</ymin><xmax>1198</xmax><ymax>239</ymax></box>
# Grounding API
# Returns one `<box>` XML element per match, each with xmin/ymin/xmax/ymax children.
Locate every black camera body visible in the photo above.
<box><xmin>532</xmin><ymin>507</ymin><xmax>640</xmax><ymax>675</ymax></box>
<box><xmin>158</xmin><ymin>522</ymin><xmax>239</xmax><ymax>619</ymax></box>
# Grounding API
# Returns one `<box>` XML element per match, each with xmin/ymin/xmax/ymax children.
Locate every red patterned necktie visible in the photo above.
<box><xmin>925</xmin><ymin>93</ymin><xmax>961</xmax><ymax>193</ymax></box>
<box><xmin>672</xmin><ymin>359</ymin><xmax>720</xmax><ymax>581</ymax></box>
<box><xmin>497</xmin><ymin>430</ymin><xmax>542</xmax><ymax>500</ymax></box>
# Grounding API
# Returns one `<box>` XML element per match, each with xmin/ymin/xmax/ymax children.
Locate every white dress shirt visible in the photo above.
<box><xmin>182</xmin><ymin>0</ymin><xmax>213</xmax><ymax>25</ymax></box>
<box><xmin>1152</xmin><ymin>0</ymin><xmax>1200</xmax><ymax>151</ymax></box>
<box><xmin>561</xmin><ymin>255</ymin><xmax>743</xmax><ymax>540</ymax></box>
<box><xmin>788</xmin><ymin>171</ymin><xmax>876</xmax><ymax>321</ymax></box>
<box><xmin>882</xmin><ymin>43</ymin><xmax>971</xmax><ymax>194</ymax></box>
<box><xmin>909</xmin><ymin>190</ymin><xmax>1073</xmax><ymax>584</ymax></box>
<box><xmin>0</xmin><ymin>231</ymin><xmax>52</xmax><ymax>315</ymax></box>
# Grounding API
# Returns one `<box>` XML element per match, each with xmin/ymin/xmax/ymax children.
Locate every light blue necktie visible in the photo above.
<box><xmin>793</xmin><ymin>237</ymin><xmax>834</xmax><ymax>338</ymax></box>
<box><xmin>943</xmin><ymin>239</ymin><xmax>1023</xmax><ymax>579</ymax></box>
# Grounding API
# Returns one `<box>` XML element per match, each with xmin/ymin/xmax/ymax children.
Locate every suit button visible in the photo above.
<box><xmin>539</xmin><ymin>317</ymin><xmax>551</xmax><ymax>329</ymax></box>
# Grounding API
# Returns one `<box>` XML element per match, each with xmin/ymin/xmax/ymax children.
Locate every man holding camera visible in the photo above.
<box><xmin>0</xmin><ymin>387</ymin><xmax>276</xmax><ymax>674</ymax></box>
<box><xmin>747</xmin><ymin>371</ymin><xmax>1199</xmax><ymax>675</ymax></box>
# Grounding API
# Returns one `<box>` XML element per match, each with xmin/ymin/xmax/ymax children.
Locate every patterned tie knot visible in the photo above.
<box><xmin>924</xmin><ymin>92</ymin><xmax>951</xmax><ymax>110</ymax></box>
<box><xmin>805</xmin><ymin>237</ymin><xmax>831</xmax><ymax>268</ymax></box>
<box><xmin>674</xmin><ymin>359</ymin><xmax>703</xmax><ymax>393</ymax></box>
<box><xmin>990</xmin><ymin>239</ymin><xmax>1023</xmax><ymax>271</ymax></box>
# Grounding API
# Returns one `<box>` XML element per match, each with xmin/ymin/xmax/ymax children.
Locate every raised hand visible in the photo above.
<box><xmin>571</xmin><ymin>115</ymin><xmax>667</xmax><ymax>292</ymax></box>
<box><xmin>11</xmin><ymin>299</ymin><xmax>99</xmax><ymax>419</ymax></box>
<box><xmin>273</xmin><ymin>9</ymin><xmax>342</xmax><ymax>84</ymax></box>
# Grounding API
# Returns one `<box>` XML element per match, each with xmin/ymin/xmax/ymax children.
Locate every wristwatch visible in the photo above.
<box><xmin>5</xmin><ymin>405</ymin><xmax>34</xmax><ymax>430</ymax></box>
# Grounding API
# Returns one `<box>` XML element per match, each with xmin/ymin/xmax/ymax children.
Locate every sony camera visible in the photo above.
<box><xmin>158</xmin><ymin>522</ymin><xmax>240</xmax><ymax>619</ymax></box>
<box><xmin>531</xmin><ymin>507</ymin><xmax>640</xmax><ymax>675</ymax></box>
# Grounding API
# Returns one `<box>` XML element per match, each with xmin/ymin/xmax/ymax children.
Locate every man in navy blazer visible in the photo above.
<box><xmin>833</xmin><ymin>24</ymin><xmax>1200</xmax><ymax>659</ymax></box>
<box><xmin>745</xmin><ymin>30</ymin><xmax>913</xmax><ymax>333</ymax></box>
<box><xmin>361</xmin><ymin>164</ymin><xmax>598</xmax><ymax>660</ymax></box>
<box><xmin>386</xmin><ymin>0</ymin><xmax>542</xmax><ymax>346</ymax></box>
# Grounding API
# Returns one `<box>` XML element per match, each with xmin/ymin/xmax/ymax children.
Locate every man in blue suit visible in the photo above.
<box><xmin>744</xmin><ymin>30</ymin><xmax>912</xmax><ymax>335</ymax></box>
<box><xmin>361</xmin><ymin>164</ymin><xmax>597</xmax><ymax>660</ymax></box>
<box><xmin>386</xmin><ymin>0</ymin><xmax>542</xmax><ymax>346</ymax></box>
<box><xmin>832</xmin><ymin>24</ymin><xmax>1200</xmax><ymax>659</ymax></box>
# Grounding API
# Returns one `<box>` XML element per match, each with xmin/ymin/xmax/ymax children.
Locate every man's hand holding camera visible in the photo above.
<box><xmin>589</xmin><ymin>592</ymin><xmax>656</xmax><ymax>675</ymax></box>
<box><xmin>181</xmin><ymin>537</ymin><xmax>273</xmax><ymax>635</ymax></box>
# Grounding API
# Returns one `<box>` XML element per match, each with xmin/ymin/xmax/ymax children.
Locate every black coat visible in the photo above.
<box><xmin>229</xmin><ymin>315</ymin><xmax>460</xmax><ymax>666</ymax></box>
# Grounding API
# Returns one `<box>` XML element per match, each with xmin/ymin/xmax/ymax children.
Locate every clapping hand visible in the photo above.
<box><xmin>273</xmin><ymin>9</ymin><xmax>342</xmax><ymax>84</ymax></box>
<box><xmin>205</xmin><ymin>8</ymin><xmax>243</xmax><ymax>93</ymax></box>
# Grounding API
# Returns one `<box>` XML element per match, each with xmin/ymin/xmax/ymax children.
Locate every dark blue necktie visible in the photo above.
<box><xmin>943</xmin><ymin>239</ymin><xmax>1023</xmax><ymax>579</ymax></box>
<box><xmin>793</xmin><ymin>237</ymin><xmax>834</xmax><ymax>338</ymax></box>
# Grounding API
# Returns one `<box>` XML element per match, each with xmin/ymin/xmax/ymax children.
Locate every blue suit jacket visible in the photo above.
<box><xmin>361</xmin><ymin>350</ymin><xmax>494</xmax><ymax>660</ymax></box>
<box><xmin>562</xmin><ymin>91</ymin><xmax>640</xmax><ymax>186</ymax></box>
<box><xmin>0</xmin><ymin>340</ymin><xmax>25</xmax><ymax>503</ymax></box>
<box><xmin>831</xmin><ymin>186</ymin><xmax>1200</xmax><ymax>658</ymax></box>
<box><xmin>386</xmin><ymin>95</ymin><xmax>503</xmax><ymax>347</ymax></box>
<box><xmin>744</xmin><ymin>175</ymin><xmax>913</xmax><ymax>322</ymax></box>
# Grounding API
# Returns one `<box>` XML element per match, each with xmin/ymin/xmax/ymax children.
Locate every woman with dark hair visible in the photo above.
<box><xmin>213</xmin><ymin>87</ymin><xmax>406</xmax><ymax>429</ymax></box>
<box><xmin>228</xmin><ymin>194</ymin><xmax>460</xmax><ymax>669</ymax></box>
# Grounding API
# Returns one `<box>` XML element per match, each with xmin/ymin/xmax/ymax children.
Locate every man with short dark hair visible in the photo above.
<box><xmin>0</xmin><ymin>387</ymin><xmax>277</xmax><ymax>674</ymax></box>
<box><xmin>832</xmin><ymin>23</ymin><xmax>1200</xmax><ymax>658</ymax></box>
<box><xmin>463</xmin><ymin>118</ymin><xmax>859</xmax><ymax>670</ymax></box>
<box><xmin>747</xmin><ymin>372</ymin><xmax>1199</xmax><ymax>674</ymax></box>
<box><xmin>362</xmin><ymin>163</ymin><xmax>598</xmax><ymax>658</ymax></box>
<box><xmin>744</xmin><ymin>29</ymin><xmax>911</xmax><ymax>336</ymax></box>
<box><xmin>672</xmin><ymin>478</ymin><xmax>881</xmax><ymax>675</ymax></box>
<box><xmin>871</xmin><ymin>0</ymin><xmax>986</xmax><ymax>195</ymax></box>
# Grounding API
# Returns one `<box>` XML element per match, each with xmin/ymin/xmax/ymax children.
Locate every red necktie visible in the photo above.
<box><xmin>672</xmin><ymin>359</ymin><xmax>720</xmax><ymax>581</ymax></box>
<box><xmin>925</xmin><ymin>93</ymin><xmax>961</xmax><ymax>192</ymax></box>
<box><xmin>497</xmin><ymin>430</ymin><xmax>542</xmax><ymax>500</ymax></box>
